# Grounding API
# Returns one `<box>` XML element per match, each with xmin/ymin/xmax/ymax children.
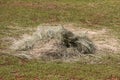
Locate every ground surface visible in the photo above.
<box><xmin>0</xmin><ymin>0</ymin><xmax>120</xmax><ymax>80</ymax></box>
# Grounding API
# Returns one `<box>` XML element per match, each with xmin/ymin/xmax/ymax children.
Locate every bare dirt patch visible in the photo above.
<box><xmin>8</xmin><ymin>24</ymin><xmax>120</xmax><ymax>62</ymax></box>
<box><xmin>64</xmin><ymin>24</ymin><xmax>120</xmax><ymax>54</ymax></box>
<box><xmin>10</xmin><ymin>25</ymin><xmax>95</xmax><ymax>60</ymax></box>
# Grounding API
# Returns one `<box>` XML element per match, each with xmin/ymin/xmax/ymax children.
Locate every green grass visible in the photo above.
<box><xmin>0</xmin><ymin>55</ymin><xmax>120</xmax><ymax>80</ymax></box>
<box><xmin>0</xmin><ymin>0</ymin><xmax>120</xmax><ymax>79</ymax></box>
<box><xmin>0</xmin><ymin>0</ymin><xmax>120</xmax><ymax>35</ymax></box>
<box><xmin>0</xmin><ymin>0</ymin><xmax>120</xmax><ymax>50</ymax></box>
<box><xmin>0</xmin><ymin>0</ymin><xmax>120</xmax><ymax>26</ymax></box>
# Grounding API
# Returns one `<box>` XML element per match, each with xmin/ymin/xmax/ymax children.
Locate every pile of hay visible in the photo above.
<box><xmin>11</xmin><ymin>25</ymin><xmax>96</xmax><ymax>60</ymax></box>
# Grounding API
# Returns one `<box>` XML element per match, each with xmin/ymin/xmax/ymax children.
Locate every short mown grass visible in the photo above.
<box><xmin>0</xmin><ymin>0</ymin><xmax>120</xmax><ymax>79</ymax></box>
<box><xmin>0</xmin><ymin>0</ymin><xmax>120</xmax><ymax>26</ymax></box>
<box><xmin>0</xmin><ymin>55</ymin><xmax>120</xmax><ymax>80</ymax></box>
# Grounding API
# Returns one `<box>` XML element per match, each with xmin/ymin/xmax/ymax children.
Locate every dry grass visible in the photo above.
<box><xmin>64</xmin><ymin>24</ymin><xmax>120</xmax><ymax>53</ymax></box>
<box><xmin>11</xmin><ymin>25</ymin><xmax>96</xmax><ymax>60</ymax></box>
<box><xmin>10</xmin><ymin>24</ymin><xmax>120</xmax><ymax>62</ymax></box>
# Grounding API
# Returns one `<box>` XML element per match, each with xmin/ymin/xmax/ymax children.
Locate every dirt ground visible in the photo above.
<box><xmin>64</xmin><ymin>24</ymin><xmax>120</xmax><ymax>54</ymax></box>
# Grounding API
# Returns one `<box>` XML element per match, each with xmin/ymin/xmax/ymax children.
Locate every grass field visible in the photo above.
<box><xmin>0</xmin><ymin>55</ymin><xmax>120</xmax><ymax>80</ymax></box>
<box><xmin>0</xmin><ymin>0</ymin><xmax>120</xmax><ymax>80</ymax></box>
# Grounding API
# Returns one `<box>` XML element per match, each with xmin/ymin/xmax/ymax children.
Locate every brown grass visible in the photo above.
<box><xmin>10</xmin><ymin>25</ymin><xmax>96</xmax><ymax>60</ymax></box>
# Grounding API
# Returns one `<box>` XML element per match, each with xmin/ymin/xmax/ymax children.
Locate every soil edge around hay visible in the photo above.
<box><xmin>10</xmin><ymin>25</ymin><xmax>96</xmax><ymax>60</ymax></box>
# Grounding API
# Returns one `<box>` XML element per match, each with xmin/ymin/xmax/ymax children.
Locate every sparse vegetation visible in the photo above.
<box><xmin>11</xmin><ymin>25</ymin><xmax>95</xmax><ymax>60</ymax></box>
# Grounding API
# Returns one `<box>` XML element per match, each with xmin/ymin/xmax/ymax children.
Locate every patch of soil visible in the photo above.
<box><xmin>7</xmin><ymin>24</ymin><xmax>120</xmax><ymax>61</ymax></box>
<box><xmin>64</xmin><ymin>24</ymin><xmax>120</xmax><ymax>54</ymax></box>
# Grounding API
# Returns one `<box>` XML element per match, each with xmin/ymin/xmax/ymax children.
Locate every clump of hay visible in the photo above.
<box><xmin>11</xmin><ymin>25</ymin><xmax>96</xmax><ymax>60</ymax></box>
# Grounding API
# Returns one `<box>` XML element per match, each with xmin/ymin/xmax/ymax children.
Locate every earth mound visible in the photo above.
<box><xmin>11</xmin><ymin>25</ymin><xmax>96</xmax><ymax>60</ymax></box>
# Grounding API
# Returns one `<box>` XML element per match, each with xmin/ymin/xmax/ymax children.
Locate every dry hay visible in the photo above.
<box><xmin>10</xmin><ymin>25</ymin><xmax>96</xmax><ymax>60</ymax></box>
<box><xmin>64</xmin><ymin>24</ymin><xmax>120</xmax><ymax>54</ymax></box>
<box><xmin>8</xmin><ymin>24</ymin><xmax>120</xmax><ymax>63</ymax></box>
